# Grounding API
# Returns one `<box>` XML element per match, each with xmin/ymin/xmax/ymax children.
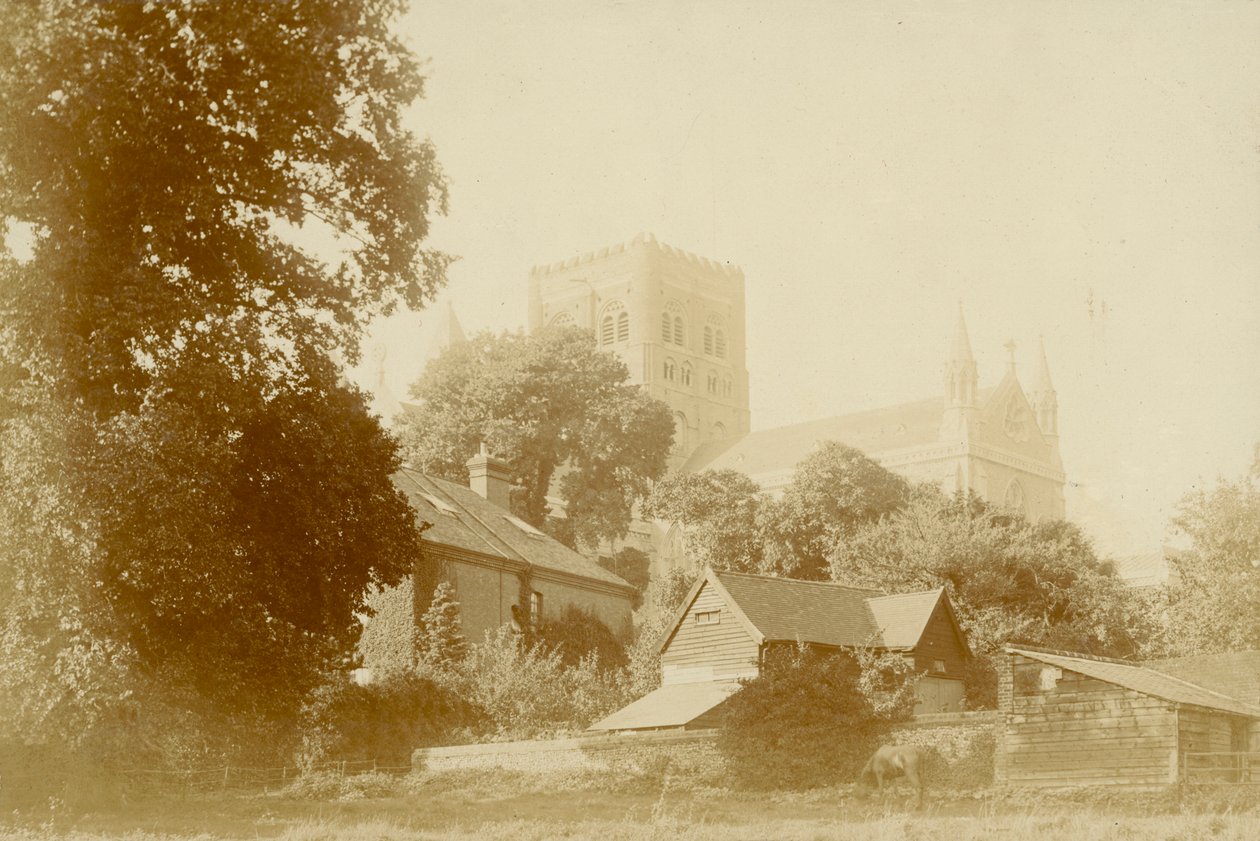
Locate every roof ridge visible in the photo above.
<box><xmin>1006</xmin><ymin>644</ymin><xmax>1136</xmax><ymax>666</ymax></box>
<box><xmin>712</xmin><ymin>568</ymin><xmax>882</xmax><ymax>595</ymax></box>
<box><xmin>402</xmin><ymin>469</ymin><xmax>526</xmax><ymax>563</ymax></box>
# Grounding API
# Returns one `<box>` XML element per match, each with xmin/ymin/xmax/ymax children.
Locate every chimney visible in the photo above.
<box><xmin>466</xmin><ymin>443</ymin><xmax>512</xmax><ymax>510</ymax></box>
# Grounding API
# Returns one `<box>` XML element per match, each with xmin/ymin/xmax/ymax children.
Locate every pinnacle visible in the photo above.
<box><xmin>1035</xmin><ymin>335</ymin><xmax>1055</xmax><ymax>393</ymax></box>
<box><xmin>949</xmin><ymin>302</ymin><xmax>974</xmax><ymax>363</ymax></box>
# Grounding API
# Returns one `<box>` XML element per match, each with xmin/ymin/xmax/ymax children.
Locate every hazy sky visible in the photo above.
<box><xmin>354</xmin><ymin>0</ymin><xmax>1260</xmax><ymax>557</ymax></box>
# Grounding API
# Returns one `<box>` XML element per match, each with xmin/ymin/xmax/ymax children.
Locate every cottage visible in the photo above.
<box><xmin>997</xmin><ymin>647</ymin><xmax>1260</xmax><ymax>787</ymax></box>
<box><xmin>390</xmin><ymin>449</ymin><xmax>637</xmax><ymax>644</ymax></box>
<box><xmin>590</xmin><ymin>568</ymin><xmax>971</xmax><ymax>731</ymax></box>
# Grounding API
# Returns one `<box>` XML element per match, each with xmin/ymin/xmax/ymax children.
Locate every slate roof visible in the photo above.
<box><xmin>588</xmin><ymin>681</ymin><xmax>742</xmax><ymax>731</ymax></box>
<box><xmin>392</xmin><ymin>467</ymin><xmax>632</xmax><ymax>590</ymax></box>
<box><xmin>1008</xmin><ymin>647</ymin><xmax>1260</xmax><ymax>719</ymax></box>
<box><xmin>1145</xmin><ymin>650</ymin><xmax>1260</xmax><ymax>709</ymax></box>
<box><xmin>681</xmin><ymin>389</ymin><xmax>994</xmax><ymax>483</ymax></box>
<box><xmin>690</xmin><ymin>570</ymin><xmax>951</xmax><ymax>651</ymax></box>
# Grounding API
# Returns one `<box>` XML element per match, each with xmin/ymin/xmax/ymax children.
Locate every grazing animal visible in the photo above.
<box><xmin>858</xmin><ymin>744</ymin><xmax>926</xmax><ymax>805</ymax></box>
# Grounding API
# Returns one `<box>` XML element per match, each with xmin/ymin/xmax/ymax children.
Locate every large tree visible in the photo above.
<box><xmin>397</xmin><ymin>325</ymin><xmax>675</xmax><ymax>548</ymax></box>
<box><xmin>1161</xmin><ymin>447</ymin><xmax>1260</xmax><ymax>655</ymax></box>
<box><xmin>642</xmin><ymin>468</ymin><xmax>769</xmax><ymax>574</ymax></box>
<box><xmin>0</xmin><ymin>0</ymin><xmax>446</xmax><ymax>761</ymax></box>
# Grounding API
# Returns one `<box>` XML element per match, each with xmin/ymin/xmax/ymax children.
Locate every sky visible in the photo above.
<box><xmin>351</xmin><ymin>0</ymin><xmax>1260</xmax><ymax>558</ymax></box>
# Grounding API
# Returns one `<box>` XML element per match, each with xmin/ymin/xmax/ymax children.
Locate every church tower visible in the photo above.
<box><xmin>527</xmin><ymin>233</ymin><xmax>751</xmax><ymax>465</ymax></box>
<box><xmin>940</xmin><ymin>304</ymin><xmax>979</xmax><ymax>439</ymax></box>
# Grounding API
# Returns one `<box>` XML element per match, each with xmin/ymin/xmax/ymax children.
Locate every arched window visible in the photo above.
<box><xmin>680</xmin><ymin>362</ymin><xmax>693</xmax><ymax>387</ymax></box>
<box><xmin>661</xmin><ymin>312</ymin><xmax>672</xmax><ymax>343</ymax></box>
<box><xmin>663</xmin><ymin>301</ymin><xmax>685</xmax><ymax>347</ymax></box>
<box><xmin>1003</xmin><ymin>479</ymin><xmax>1027</xmax><ymax>518</ymax></box>
<box><xmin>673</xmin><ymin>316</ymin><xmax>684</xmax><ymax>346</ymax></box>
<box><xmin>722</xmin><ymin>377</ymin><xmax>732</xmax><ymax>397</ymax></box>
<box><xmin>663</xmin><ymin>358</ymin><xmax>677</xmax><ymax>381</ymax></box>
<box><xmin>712</xmin><ymin>421</ymin><xmax>727</xmax><ymax>439</ymax></box>
<box><xmin>550</xmin><ymin>312</ymin><xmax>575</xmax><ymax>328</ymax></box>
<box><xmin>673</xmin><ymin>411</ymin><xmax>689</xmax><ymax>452</ymax></box>
<box><xmin>703</xmin><ymin>326</ymin><xmax>714</xmax><ymax>355</ymax></box>
<box><xmin>715</xmin><ymin>329</ymin><xmax>727</xmax><ymax>359</ymax></box>
<box><xmin>707</xmin><ymin>371</ymin><xmax>718</xmax><ymax>394</ymax></box>
<box><xmin>599</xmin><ymin>302</ymin><xmax>626</xmax><ymax>346</ymax></box>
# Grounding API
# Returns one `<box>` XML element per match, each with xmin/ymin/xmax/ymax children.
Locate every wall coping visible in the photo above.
<box><xmin>904</xmin><ymin>710</ymin><xmax>1000</xmax><ymax>727</ymax></box>
<box><xmin>413</xmin><ymin>728</ymin><xmax>720</xmax><ymax>764</ymax></box>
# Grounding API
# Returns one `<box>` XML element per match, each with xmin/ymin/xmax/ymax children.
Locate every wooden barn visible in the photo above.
<box><xmin>997</xmin><ymin>647</ymin><xmax>1260</xmax><ymax>787</ymax></box>
<box><xmin>590</xmin><ymin>568</ymin><xmax>971</xmax><ymax>731</ymax></box>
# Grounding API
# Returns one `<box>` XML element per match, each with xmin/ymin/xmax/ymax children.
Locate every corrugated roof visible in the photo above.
<box><xmin>681</xmin><ymin>389</ymin><xmax>995</xmax><ymax>484</ymax></box>
<box><xmin>1008</xmin><ymin>647</ymin><xmax>1260</xmax><ymax>719</ymax></box>
<box><xmin>392</xmin><ymin>467</ymin><xmax>632</xmax><ymax>589</ymax></box>
<box><xmin>711</xmin><ymin>570</ymin><xmax>943</xmax><ymax>650</ymax></box>
<box><xmin>588</xmin><ymin>681</ymin><xmax>742</xmax><ymax>731</ymax></box>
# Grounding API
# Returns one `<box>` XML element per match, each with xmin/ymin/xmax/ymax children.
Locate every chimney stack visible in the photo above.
<box><xmin>466</xmin><ymin>443</ymin><xmax>511</xmax><ymax>510</ymax></box>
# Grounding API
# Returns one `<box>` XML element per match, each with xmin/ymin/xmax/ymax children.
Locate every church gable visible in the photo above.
<box><xmin>973</xmin><ymin>372</ymin><xmax>1054</xmax><ymax>462</ymax></box>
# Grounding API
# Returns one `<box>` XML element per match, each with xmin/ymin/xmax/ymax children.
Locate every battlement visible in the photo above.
<box><xmin>529</xmin><ymin>232</ymin><xmax>743</xmax><ymax>279</ymax></box>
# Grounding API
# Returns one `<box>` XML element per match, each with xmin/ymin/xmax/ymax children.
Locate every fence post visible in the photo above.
<box><xmin>222</xmin><ymin>766</ymin><xmax>230</xmax><ymax>793</ymax></box>
<box><xmin>339</xmin><ymin>760</ymin><xmax>346</xmax><ymax>778</ymax></box>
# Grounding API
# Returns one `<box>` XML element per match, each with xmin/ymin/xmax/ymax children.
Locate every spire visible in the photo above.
<box><xmin>1034</xmin><ymin>335</ymin><xmax>1055</xmax><ymax>394</ymax></box>
<box><xmin>949</xmin><ymin>302</ymin><xmax>974</xmax><ymax>363</ymax></box>
<box><xmin>421</xmin><ymin>299</ymin><xmax>467</xmax><ymax>367</ymax></box>
<box><xmin>1003</xmin><ymin>338</ymin><xmax>1018</xmax><ymax>374</ymax></box>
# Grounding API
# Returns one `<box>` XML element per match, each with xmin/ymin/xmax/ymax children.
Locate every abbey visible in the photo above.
<box><xmin>529</xmin><ymin>234</ymin><xmax>1066</xmax><ymax>526</ymax></box>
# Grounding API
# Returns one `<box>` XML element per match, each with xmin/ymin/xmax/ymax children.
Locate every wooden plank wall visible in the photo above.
<box><xmin>1005</xmin><ymin>655</ymin><xmax>1177</xmax><ymax>786</ymax></box>
<box><xmin>912</xmin><ymin>600</ymin><xmax>970</xmax><ymax>678</ymax></box>
<box><xmin>661</xmin><ymin>582</ymin><xmax>759</xmax><ymax>685</ymax></box>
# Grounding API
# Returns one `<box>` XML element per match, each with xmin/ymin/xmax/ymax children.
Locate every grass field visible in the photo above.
<box><xmin>2</xmin><ymin>771</ymin><xmax>1258</xmax><ymax>840</ymax></box>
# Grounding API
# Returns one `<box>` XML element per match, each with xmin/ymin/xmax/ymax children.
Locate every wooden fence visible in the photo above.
<box><xmin>1181</xmin><ymin>751</ymin><xmax>1260</xmax><ymax>785</ymax></box>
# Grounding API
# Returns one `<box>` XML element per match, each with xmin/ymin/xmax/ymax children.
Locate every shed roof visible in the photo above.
<box><xmin>392</xmin><ymin>467</ymin><xmax>631</xmax><ymax>590</ymax></box>
<box><xmin>1008</xmin><ymin>647</ymin><xmax>1260</xmax><ymax>719</ymax></box>
<box><xmin>588</xmin><ymin>680</ymin><xmax>741</xmax><ymax>731</ymax></box>
<box><xmin>662</xmin><ymin>569</ymin><xmax>955</xmax><ymax>653</ymax></box>
<box><xmin>1145</xmin><ymin>650</ymin><xmax>1260</xmax><ymax>709</ymax></box>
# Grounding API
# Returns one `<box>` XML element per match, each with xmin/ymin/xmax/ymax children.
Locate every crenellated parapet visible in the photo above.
<box><xmin>529</xmin><ymin>232</ymin><xmax>744</xmax><ymax>280</ymax></box>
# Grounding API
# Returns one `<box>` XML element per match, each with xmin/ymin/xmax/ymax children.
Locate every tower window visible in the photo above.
<box><xmin>616</xmin><ymin>310</ymin><xmax>629</xmax><ymax>342</ymax></box>
<box><xmin>715</xmin><ymin>329</ymin><xmax>727</xmax><ymax>359</ymax></box>
<box><xmin>600</xmin><ymin>302</ymin><xmax>626</xmax><ymax>346</ymax></box>
<box><xmin>680</xmin><ymin>363</ymin><xmax>692</xmax><ymax>386</ymax></box>
<box><xmin>722</xmin><ymin>378</ymin><xmax>732</xmax><ymax>397</ymax></box>
<box><xmin>673</xmin><ymin>316</ymin><xmax>684</xmax><ymax>346</ymax></box>
<box><xmin>707</xmin><ymin>371</ymin><xmax>718</xmax><ymax>394</ymax></box>
<box><xmin>664</xmin><ymin>359</ymin><xmax>677</xmax><ymax>381</ymax></box>
<box><xmin>662</xmin><ymin>313</ymin><xmax>671</xmax><ymax>343</ymax></box>
<box><xmin>704</xmin><ymin>326</ymin><xmax>713</xmax><ymax>355</ymax></box>
<box><xmin>601</xmin><ymin>315</ymin><xmax>614</xmax><ymax>345</ymax></box>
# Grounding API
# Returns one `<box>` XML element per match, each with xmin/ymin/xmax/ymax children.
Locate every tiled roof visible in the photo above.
<box><xmin>588</xmin><ymin>680</ymin><xmax>742</xmax><ymax>731</ymax></box>
<box><xmin>681</xmin><ymin>389</ymin><xmax>993</xmax><ymax>484</ymax></box>
<box><xmin>867</xmin><ymin>590</ymin><xmax>945</xmax><ymax>649</ymax></box>
<box><xmin>392</xmin><ymin>467</ymin><xmax>632</xmax><ymax>589</ymax></box>
<box><xmin>1145</xmin><ymin>650</ymin><xmax>1260</xmax><ymax>709</ymax></box>
<box><xmin>711</xmin><ymin>570</ymin><xmax>943</xmax><ymax>650</ymax></box>
<box><xmin>1008</xmin><ymin>647</ymin><xmax>1260</xmax><ymax>719</ymax></box>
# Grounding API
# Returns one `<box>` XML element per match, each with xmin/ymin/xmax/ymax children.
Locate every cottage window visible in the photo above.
<box><xmin>694</xmin><ymin>610</ymin><xmax>720</xmax><ymax>625</ymax></box>
<box><xmin>530</xmin><ymin>590</ymin><xmax>543</xmax><ymax>621</ymax></box>
<box><xmin>933</xmin><ymin>659</ymin><xmax>946</xmax><ymax>674</ymax></box>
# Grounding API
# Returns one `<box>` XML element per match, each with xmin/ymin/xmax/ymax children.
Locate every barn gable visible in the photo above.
<box><xmin>659</xmin><ymin>576</ymin><xmax>762</xmax><ymax>686</ymax></box>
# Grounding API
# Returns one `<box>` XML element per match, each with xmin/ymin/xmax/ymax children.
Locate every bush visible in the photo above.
<box><xmin>536</xmin><ymin>604</ymin><xmax>627</xmax><ymax>672</ymax></box>
<box><xmin>719</xmin><ymin>646</ymin><xmax>896</xmax><ymax>790</ymax></box>
<box><xmin>297</xmin><ymin>671</ymin><xmax>479</xmax><ymax>768</ymax></box>
<box><xmin>962</xmin><ymin>654</ymin><xmax>998</xmax><ymax>710</ymax></box>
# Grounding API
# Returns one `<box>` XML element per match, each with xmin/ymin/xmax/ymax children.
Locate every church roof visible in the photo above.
<box><xmin>391</xmin><ymin>467</ymin><xmax>632</xmax><ymax>590</ymax></box>
<box><xmin>681</xmin><ymin>389</ymin><xmax>994</xmax><ymax>481</ymax></box>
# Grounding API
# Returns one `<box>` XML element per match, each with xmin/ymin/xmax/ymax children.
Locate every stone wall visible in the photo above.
<box><xmin>412</xmin><ymin>729</ymin><xmax>724</xmax><ymax>781</ymax></box>
<box><xmin>412</xmin><ymin>712</ymin><xmax>998</xmax><ymax>788</ymax></box>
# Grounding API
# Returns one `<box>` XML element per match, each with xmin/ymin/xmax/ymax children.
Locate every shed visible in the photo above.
<box><xmin>590</xmin><ymin>568</ymin><xmax>971</xmax><ymax>731</ymax></box>
<box><xmin>997</xmin><ymin>647</ymin><xmax>1260</xmax><ymax>787</ymax></box>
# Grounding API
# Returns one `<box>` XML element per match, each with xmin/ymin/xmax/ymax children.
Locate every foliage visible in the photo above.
<box><xmin>1160</xmin><ymin>447</ymin><xmax>1260</xmax><ymax>654</ymax></box>
<box><xmin>397</xmin><ymin>326</ymin><xmax>674</xmax><ymax>547</ymax></box>
<box><xmin>642</xmin><ymin>469</ymin><xmax>769</xmax><ymax>573</ymax></box>
<box><xmin>536</xmin><ymin>604</ymin><xmax>628</xmax><ymax>672</ymax></box>
<box><xmin>446</xmin><ymin>627</ymin><xmax>628</xmax><ymax>739</ymax></box>
<box><xmin>766</xmin><ymin>442</ymin><xmax>910</xmax><ymax>579</ymax></box>
<box><xmin>719</xmin><ymin>645</ymin><xmax>899</xmax><ymax>790</ymax></box>
<box><xmin>0</xmin><ymin>0</ymin><xmax>444</xmax><ymax>761</ymax></box>
<box><xmin>598</xmin><ymin>546</ymin><xmax>652</xmax><ymax>606</ymax></box>
<box><xmin>358</xmin><ymin>579</ymin><xmax>422</xmax><ymax>679</ymax></box>
<box><xmin>618</xmin><ymin>567</ymin><xmax>698</xmax><ymax>700</ymax></box>
<box><xmin>297</xmin><ymin>672</ymin><xmax>478</xmax><ymax>768</ymax></box>
<box><xmin>852</xmin><ymin>646</ymin><xmax>922</xmax><ymax>721</ymax></box>
<box><xmin>417</xmin><ymin>581</ymin><xmax>468</xmax><ymax>673</ymax></box>
<box><xmin>829</xmin><ymin>485</ymin><xmax>1151</xmax><ymax>660</ymax></box>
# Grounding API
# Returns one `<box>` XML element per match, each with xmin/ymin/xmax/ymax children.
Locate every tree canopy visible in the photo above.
<box><xmin>397</xmin><ymin>325</ymin><xmax>675</xmax><ymax>548</ymax></box>
<box><xmin>641</xmin><ymin>468</ymin><xmax>768</xmax><ymax>574</ymax></box>
<box><xmin>0</xmin><ymin>0</ymin><xmax>445</xmax><ymax>762</ymax></box>
<box><xmin>1161</xmin><ymin>446</ymin><xmax>1260</xmax><ymax>654</ymax></box>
